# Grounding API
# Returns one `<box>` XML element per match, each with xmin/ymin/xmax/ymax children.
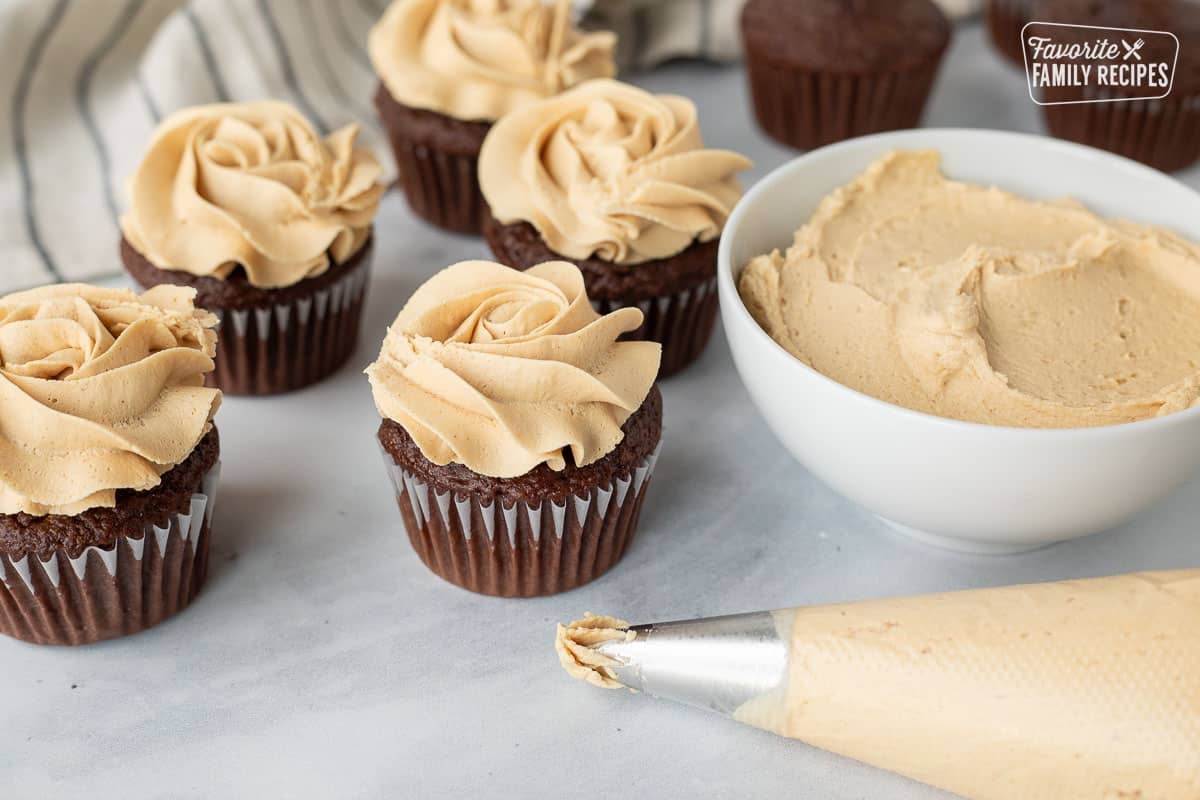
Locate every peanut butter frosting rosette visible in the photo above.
<box><xmin>480</xmin><ymin>79</ymin><xmax>752</xmax><ymax>265</ymax></box>
<box><xmin>121</xmin><ymin>101</ymin><xmax>384</xmax><ymax>289</ymax></box>
<box><xmin>368</xmin><ymin>0</ymin><xmax>617</xmax><ymax>123</ymax></box>
<box><xmin>368</xmin><ymin>260</ymin><xmax>659</xmax><ymax>477</ymax></box>
<box><xmin>0</xmin><ymin>284</ymin><xmax>220</xmax><ymax>517</ymax></box>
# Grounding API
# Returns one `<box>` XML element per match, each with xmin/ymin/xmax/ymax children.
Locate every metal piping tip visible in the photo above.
<box><xmin>590</xmin><ymin>611</ymin><xmax>790</xmax><ymax>717</ymax></box>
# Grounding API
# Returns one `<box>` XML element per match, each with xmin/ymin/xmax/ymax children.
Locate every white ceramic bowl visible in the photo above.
<box><xmin>718</xmin><ymin>128</ymin><xmax>1200</xmax><ymax>554</ymax></box>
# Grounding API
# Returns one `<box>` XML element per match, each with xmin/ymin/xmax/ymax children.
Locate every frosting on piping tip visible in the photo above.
<box><xmin>555</xmin><ymin>613</ymin><xmax>633</xmax><ymax>690</ymax></box>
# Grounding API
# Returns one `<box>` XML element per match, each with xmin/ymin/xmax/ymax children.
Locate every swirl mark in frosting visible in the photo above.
<box><xmin>368</xmin><ymin>0</ymin><xmax>617</xmax><ymax>122</ymax></box>
<box><xmin>479</xmin><ymin>79</ymin><xmax>753</xmax><ymax>264</ymax></box>
<box><xmin>366</xmin><ymin>260</ymin><xmax>660</xmax><ymax>477</ymax></box>
<box><xmin>121</xmin><ymin>101</ymin><xmax>384</xmax><ymax>289</ymax></box>
<box><xmin>0</xmin><ymin>284</ymin><xmax>221</xmax><ymax>516</ymax></box>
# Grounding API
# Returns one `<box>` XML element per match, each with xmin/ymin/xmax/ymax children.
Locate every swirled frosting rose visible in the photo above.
<box><xmin>479</xmin><ymin>79</ymin><xmax>753</xmax><ymax>264</ymax></box>
<box><xmin>366</xmin><ymin>260</ymin><xmax>660</xmax><ymax>477</ymax></box>
<box><xmin>738</xmin><ymin>151</ymin><xmax>1200</xmax><ymax>428</ymax></box>
<box><xmin>368</xmin><ymin>0</ymin><xmax>617</xmax><ymax>122</ymax></box>
<box><xmin>0</xmin><ymin>284</ymin><xmax>221</xmax><ymax>516</ymax></box>
<box><xmin>121</xmin><ymin>101</ymin><xmax>384</xmax><ymax>289</ymax></box>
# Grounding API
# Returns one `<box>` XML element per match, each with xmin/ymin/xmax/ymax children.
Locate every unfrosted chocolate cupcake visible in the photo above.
<box><xmin>479</xmin><ymin>79</ymin><xmax>751</xmax><ymax>376</ymax></box>
<box><xmin>1034</xmin><ymin>0</ymin><xmax>1200</xmax><ymax>173</ymax></box>
<box><xmin>0</xmin><ymin>284</ymin><xmax>222</xmax><ymax>645</ymax></box>
<box><xmin>741</xmin><ymin>0</ymin><xmax>951</xmax><ymax>150</ymax></box>
<box><xmin>986</xmin><ymin>0</ymin><xmax>1034</xmax><ymax>66</ymax></box>
<box><xmin>366</xmin><ymin>260</ymin><xmax>663</xmax><ymax>597</ymax></box>
<box><xmin>120</xmin><ymin>101</ymin><xmax>385</xmax><ymax>396</ymax></box>
<box><xmin>368</xmin><ymin>0</ymin><xmax>617</xmax><ymax>234</ymax></box>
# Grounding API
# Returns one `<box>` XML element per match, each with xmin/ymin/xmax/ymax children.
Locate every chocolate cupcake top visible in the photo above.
<box><xmin>366</xmin><ymin>260</ymin><xmax>660</xmax><ymax>478</ymax></box>
<box><xmin>741</xmin><ymin>0</ymin><xmax>951</xmax><ymax>73</ymax></box>
<box><xmin>479</xmin><ymin>79</ymin><xmax>751</xmax><ymax>265</ymax></box>
<box><xmin>368</xmin><ymin>0</ymin><xmax>616</xmax><ymax>123</ymax></box>
<box><xmin>0</xmin><ymin>284</ymin><xmax>220</xmax><ymax>516</ymax></box>
<box><xmin>121</xmin><ymin>101</ymin><xmax>384</xmax><ymax>290</ymax></box>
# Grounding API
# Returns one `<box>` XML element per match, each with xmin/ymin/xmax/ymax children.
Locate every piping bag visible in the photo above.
<box><xmin>556</xmin><ymin>570</ymin><xmax>1200</xmax><ymax>800</ymax></box>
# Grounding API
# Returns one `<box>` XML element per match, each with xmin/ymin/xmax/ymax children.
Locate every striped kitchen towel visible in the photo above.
<box><xmin>0</xmin><ymin>0</ymin><xmax>980</xmax><ymax>293</ymax></box>
<box><xmin>2</xmin><ymin>0</ymin><xmax>389</xmax><ymax>291</ymax></box>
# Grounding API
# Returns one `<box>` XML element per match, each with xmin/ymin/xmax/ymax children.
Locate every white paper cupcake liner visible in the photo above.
<box><xmin>591</xmin><ymin>276</ymin><xmax>720</xmax><ymax>377</ymax></box>
<box><xmin>0</xmin><ymin>462</ymin><xmax>221</xmax><ymax>646</ymax></box>
<box><xmin>210</xmin><ymin>258</ymin><xmax>371</xmax><ymax>395</ymax></box>
<box><xmin>381</xmin><ymin>442</ymin><xmax>663</xmax><ymax>597</ymax></box>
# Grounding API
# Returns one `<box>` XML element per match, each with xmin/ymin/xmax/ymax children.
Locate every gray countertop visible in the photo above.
<box><xmin>4</xmin><ymin>23</ymin><xmax>1200</xmax><ymax>800</ymax></box>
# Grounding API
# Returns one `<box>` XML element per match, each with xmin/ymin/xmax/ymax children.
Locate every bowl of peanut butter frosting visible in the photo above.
<box><xmin>720</xmin><ymin>128</ymin><xmax>1200</xmax><ymax>553</ymax></box>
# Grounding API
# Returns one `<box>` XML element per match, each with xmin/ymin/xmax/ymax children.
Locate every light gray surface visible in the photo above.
<box><xmin>4</xmin><ymin>23</ymin><xmax>1200</xmax><ymax>799</ymax></box>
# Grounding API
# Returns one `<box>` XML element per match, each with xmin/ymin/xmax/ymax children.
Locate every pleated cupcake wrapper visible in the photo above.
<box><xmin>386</xmin><ymin>130</ymin><xmax>485</xmax><ymax>235</ymax></box>
<box><xmin>0</xmin><ymin>463</ymin><xmax>221</xmax><ymax>646</ymax></box>
<box><xmin>1043</xmin><ymin>95</ymin><xmax>1200</xmax><ymax>174</ymax></box>
<box><xmin>984</xmin><ymin>0</ymin><xmax>1031</xmax><ymax>66</ymax></box>
<box><xmin>745</xmin><ymin>56</ymin><xmax>942</xmax><ymax>150</ymax></box>
<box><xmin>210</xmin><ymin>259</ymin><xmax>370</xmax><ymax>395</ymax></box>
<box><xmin>382</xmin><ymin>441</ymin><xmax>663</xmax><ymax>597</ymax></box>
<box><xmin>592</xmin><ymin>275</ymin><xmax>720</xmax><ymax>378</ymax></box>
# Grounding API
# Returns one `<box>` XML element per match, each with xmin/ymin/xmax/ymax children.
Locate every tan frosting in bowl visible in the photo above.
<box><xmin>366</xmin><ymin>260</ymin><xmax>660</xmax><ymax>478</ymax></box>
<box><xmin>738</xmin><ymin>150</ymin><xmax>1200</xmax><ymax>428</ymax></box>
<box><xmin>480</xmin><ymin>79</ymin><xmax>752</xmax><ymax>264</ymax></box>
<box><xmin>121</xmin><ymin>101</ymin><xmax>384</xmax><ymax>289</ymax></box>
<box><xmin>0</xmin><ymin>284</ymin><xmax>221</xmax><ymax>516</ymax></box>
<box><xmin>368</xmin><ymin>0</ymin><xmax>616</xmax><ymax>123</ymax></box>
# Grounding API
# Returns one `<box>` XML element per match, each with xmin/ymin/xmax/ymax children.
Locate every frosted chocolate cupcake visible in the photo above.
<box><xmin>367</xmin><ymin>260</ymin><xmax>662</xmax><ymax>597</ymax></box>
<box><xmin>479</xmin><ymin>79</ymin><xmax>751</xmax><ymax>376</ymax></box>
<box><xmin>121</xmin><ymin>101</ymin><xmax>385</xmax><ymax>395</ymax></box>
<box><xmin>368</xmin><ymin>0</ymin><xmax>616</xmax><ymax>234</ymax></box>
<box><xmin>0</xmin><ymin>284</ymin><xmax>221</xmax><ymax>645</ymax></box>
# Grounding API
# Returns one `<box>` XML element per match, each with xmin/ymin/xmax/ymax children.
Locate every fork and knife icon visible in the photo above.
<box><xmin>1121</xmin><ymin>38</ymin><xmax>1145</xmax><ymax>61</ymax></box>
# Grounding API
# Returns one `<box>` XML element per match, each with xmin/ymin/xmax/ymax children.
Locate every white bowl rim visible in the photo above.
<box><xmin>718</xmin><ymin>126</ymin><xmax>1200</xmax><ymax>440</ymax></box>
